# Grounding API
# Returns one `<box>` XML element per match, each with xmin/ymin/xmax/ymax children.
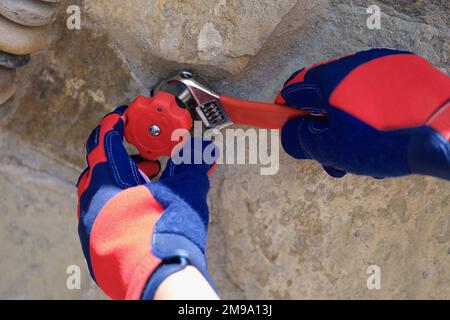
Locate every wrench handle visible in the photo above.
<box><xmin>219</xmin><ymin>95</ymin><xmax>308</xmax><ymax>129</ymax></box>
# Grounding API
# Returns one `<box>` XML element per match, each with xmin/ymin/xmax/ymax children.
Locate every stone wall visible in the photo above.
<box><xmin>0</xmin><ymin>0</ymin><xmax>449</xmax><ymax>299</ymax></box>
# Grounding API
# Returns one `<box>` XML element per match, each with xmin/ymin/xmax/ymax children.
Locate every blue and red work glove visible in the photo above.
<box><xmin>277</xmin><ymin>48</ymin><xmax>450</xmax><ymax>180</ymax></box>
<box><xmin>76</xmin><ymin>106</ymin><xmax>218</xmax><ymax>300</ymax></box>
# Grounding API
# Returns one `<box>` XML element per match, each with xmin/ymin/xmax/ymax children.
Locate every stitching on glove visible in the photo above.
<box><xmin>94</xmin><ymin>126</ymin><xmax>99</xmax><ymax>147</ymax></box>
<box><xmin>308</xmin><ymin>120</ymin><xmax>329</xmax><ymax>134</ymax></box>
<box><xmin>283</xmin><ymin>84</ymin><xmax>319</xmax><ymax>98</ymax></box>
<box><xmin>169</xmin><ymin>161</ymin><xmax>175</xmax><ymax>177</ymax></box>
<box><xmin>128</xmin><ymin>157</ymin><xmax>142</xmax><ymax>186</ymax></box>
<box><xmin>298</xmin><ymin>118</ymin><xmax>313</xmax><ymax>160</ymax></box>
<box><xmin>283</xmin><ymin>83</ymin><xmax>325</xmax><ymax>114</ymax></box>
<box><xmin>302</xmin><ymin>106</ymin><xmax>326</xmax><ymax>114</ymax></box>
<box><xmin>105</xmin><ymin>131</ymin><xmax>133</xmax><ymax>188</ymax></box>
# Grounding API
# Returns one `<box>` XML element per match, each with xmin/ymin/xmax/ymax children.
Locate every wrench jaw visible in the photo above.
<box><xmin>152</xmin><ymin>71</ymin><xmax>233</xmax><ymax>137</ymax></box>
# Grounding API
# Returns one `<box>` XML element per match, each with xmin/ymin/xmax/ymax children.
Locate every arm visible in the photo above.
<box><xmin>155</xmin><ymin>266</ymin><xmax>219</xmax><ymax>300</ymax></box>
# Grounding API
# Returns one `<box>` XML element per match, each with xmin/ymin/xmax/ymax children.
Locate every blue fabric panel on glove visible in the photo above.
<box><xmin>78</xmin><ymin>163</ymin><xmax>123</xmax><ymax>282</ymax></box>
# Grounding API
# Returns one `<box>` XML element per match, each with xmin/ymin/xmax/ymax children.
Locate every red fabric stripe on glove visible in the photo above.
<box><xmin>330</xmin><ymin>54</ymin><xmax>450</xmax><ymax>130</ymax></box>
<box><xmin>89</xmin><ymin>185</ymin><xmax>164</xmax><ymax>300</ymax></box>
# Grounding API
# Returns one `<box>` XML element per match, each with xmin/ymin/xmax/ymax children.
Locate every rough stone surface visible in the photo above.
<box><xmin>0</xmin><ymin>0</ymin><xmax>58</xmax><ymax>27</ymax></box>
<box><xmin>83</xmin><ymin>0</ymin><xmax>299</xmax><ymax>75</ymax></box>
<box><xmin>0</xmin><ymin>14</ymin><xmax>49</xmax><ymax>55</ymax></box>
<box><xmin>0</xmin><ymin>51</ymin><xmax>30</xmax><ymax>69</ymax></box>
<box><xmin>0</xmin><ymin>66</ymin><xmax>16</xmax><ymax>105</ymax></box>
<box><xmin>0</xmin><ymin>129</ymin><xmax>103</xmax><ymax>299</ymax></box>
<box><xmin>0</xmin><ymin>0</ymin><xmax>449</xmax><ymax>299</ymax></box>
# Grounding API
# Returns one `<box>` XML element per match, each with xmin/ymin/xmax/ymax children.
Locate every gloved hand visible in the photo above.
<box><xmin>76</xmin><ymin>105</ymin><xmax>218</xmax><ymax>300</ymax></box>
<box><xmin>276</xmin><ymin>48</ymin><xmax>450</xmax><ymax>180</ymax></box>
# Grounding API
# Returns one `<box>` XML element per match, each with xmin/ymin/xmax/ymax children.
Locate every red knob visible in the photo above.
<box><xmin>124</xmin><ymin>91</ymin><xmax>193</xmax><ymax>160</ymax></box>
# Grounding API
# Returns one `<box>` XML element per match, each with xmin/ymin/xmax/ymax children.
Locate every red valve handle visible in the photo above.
<box><xmin>124</xmin><ymin>91</ymin><xmax>193</xmax><ymax>160</ymax></box>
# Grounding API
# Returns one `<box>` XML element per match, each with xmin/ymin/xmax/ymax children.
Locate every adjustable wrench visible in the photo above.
<box><xmin>123</xmin><ymin>71</ymin><xmax>307</xmax><ymax>160</ymax></box>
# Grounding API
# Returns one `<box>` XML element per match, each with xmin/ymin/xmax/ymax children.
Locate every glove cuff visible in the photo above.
<box><xmin>140</xmin><ymin>257</ymin><xmax>189</xmax><ymax>300</ymax></box>
<box><xmin>141</xmin><ymin>233</ymin><xmax>215</xmax><ymax>299</ymax></box>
